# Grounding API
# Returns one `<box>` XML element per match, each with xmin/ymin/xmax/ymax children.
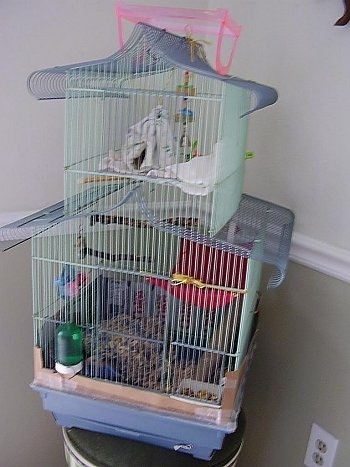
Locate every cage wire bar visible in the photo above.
<box><xmin>0</xmin><ymin>23</ymin><xmax>295</xmax><ymax>446</ymax></box>
<box><xmin>63</xmin><ymin>51</ymin><xmax>251</xmax><ymax>237</ymax></box>
<box><xmin>31</xmin><ymin>190</ymin><xmax>293</xmax><ymax>407</ymax></box>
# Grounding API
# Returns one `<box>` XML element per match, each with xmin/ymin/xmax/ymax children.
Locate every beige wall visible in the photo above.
<box><xmin>0</xmin><ymin>243</ymin><xmax>65</xmax><ymax>467</ymax></box>
<box><xmin>218</xmin><ymin>0</ymin><xmax>350</xmax><ymax>252</ymax></box>
<box><xmin>239</xmin><ymin>262</ymin><xmax>350</xmax><ymax>466</ymax></box>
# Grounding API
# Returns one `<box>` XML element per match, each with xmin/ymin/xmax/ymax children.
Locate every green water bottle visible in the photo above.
<box><xmin>55</xmin><ymin>323</ymin><xmax>83</xmax><ymax>375</ymax></box>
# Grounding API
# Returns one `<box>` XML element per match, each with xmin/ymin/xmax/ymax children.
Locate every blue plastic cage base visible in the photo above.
<box><xmin>32</xmin><ymin>383</ymin><xmax>238</xmax><ymax>460</ymax></box>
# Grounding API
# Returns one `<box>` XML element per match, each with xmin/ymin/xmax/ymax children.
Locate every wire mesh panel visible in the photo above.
<box><xmin>62</xmin><ymin>28</ymin><xmax>252</xmax><ymax>236</ymax></box>
<box><xmin>32</xmin><ymin>202</ymin><xmax>267</xmax><ymax>408</ymax></box>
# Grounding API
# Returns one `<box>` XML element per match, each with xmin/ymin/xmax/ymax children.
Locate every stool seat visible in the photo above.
<box><xmin>63</xmin><ymin>411</ymin><xmax>245</xmax><ymax>467</ymax></box>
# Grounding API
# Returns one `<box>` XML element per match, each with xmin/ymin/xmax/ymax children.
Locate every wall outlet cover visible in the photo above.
<box><xmin>304</xmin><ymin>423</ymin><xmax>339</xmax><ymax>467</ymax></box>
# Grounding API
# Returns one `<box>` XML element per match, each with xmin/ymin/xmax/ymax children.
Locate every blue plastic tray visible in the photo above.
<box><xmin>32</xmin><ymin>383</ymin><xmax>238</xmax><ymax>460</ymax></box>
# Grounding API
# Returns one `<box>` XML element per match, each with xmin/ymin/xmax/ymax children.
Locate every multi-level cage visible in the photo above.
<box><xmin>28</xmin><ymin>23</ymin><xmax>277</xmax><ymax>237</ymax></box>
<box><xmin>0</xmin><ymin>22</ymin><xmax>294</xmax><ymax>460</ymax></box>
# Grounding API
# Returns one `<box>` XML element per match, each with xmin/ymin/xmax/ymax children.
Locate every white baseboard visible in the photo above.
<box><xmin>290</xmin><ymin>232</ymin><xmax>350</xmax><ymax>284</ymax></box>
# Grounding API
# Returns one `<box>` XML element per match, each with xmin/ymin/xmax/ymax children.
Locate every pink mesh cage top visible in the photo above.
<box><xmin>116</xmin><ymin>0</ymin><xmax>242</xmax><ymax>75</ymax></box>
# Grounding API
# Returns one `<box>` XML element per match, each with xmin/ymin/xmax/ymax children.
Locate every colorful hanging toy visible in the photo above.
<box><xmin>55</xmin><ymin>265</ymin><xmax>89</xmax><ymax>299</ymax></box>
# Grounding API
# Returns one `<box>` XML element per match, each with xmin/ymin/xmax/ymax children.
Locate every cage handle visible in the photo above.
<box><xmin>116</xmin><ymin>0</ymin><xmax>242</xmax><ymax>74</ymax></box>
<box><xmin>215</xmin><ymin>10</ymin><xmax>241</xmax><ymax>75</ymax></box>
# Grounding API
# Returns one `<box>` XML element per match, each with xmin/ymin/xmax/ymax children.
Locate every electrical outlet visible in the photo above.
<box><xmin>304</xmin><ymin>423</ymin><xmax>339</xmax><ymax>467</ymax></box>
